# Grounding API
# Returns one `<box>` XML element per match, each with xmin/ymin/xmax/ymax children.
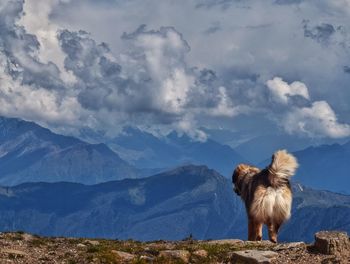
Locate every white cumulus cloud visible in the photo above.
<box><xmin>266</xmin><ymin>77</ymin><xmax>310</xmax><ymax>104</ymax></box>
<box><xmin>283</xmin><ymin>101</ymin><xmax>350</xmax><ymax>138</ymax></box>
<box><xmin>266</xmin><ymin>76</ymin><xmax>350</xmax><ymax>138</ymax></box>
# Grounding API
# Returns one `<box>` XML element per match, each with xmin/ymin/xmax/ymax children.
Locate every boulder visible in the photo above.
<box><xmin>314</xmin><ymin>231</ymin><xmax>350</xmax><ymax>255</ymax></box>
<box><xmin>231</xmin><ymin>250</ymin><xmax>278</xmax><ymax>264</ymax></box>
<box><xmin>159</xmin><ymin>250</ymin><xmax>191</xmax><ymax>263</ymax></box>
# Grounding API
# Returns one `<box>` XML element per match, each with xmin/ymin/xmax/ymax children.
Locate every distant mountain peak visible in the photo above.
<box><xmin>0</xmin><ymin>116</ymin><xmax>139</xmax><ymax>186</ymax></box>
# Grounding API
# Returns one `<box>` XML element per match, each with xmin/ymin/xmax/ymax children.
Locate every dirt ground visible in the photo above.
<box><xmin>0</xmin><ymin>232</ymin><xmax>348</xmax><ymax>263</ymax></box>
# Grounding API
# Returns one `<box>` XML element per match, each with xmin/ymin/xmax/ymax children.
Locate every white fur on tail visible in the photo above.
<box><xmin>268</xmin><ymin>150</ymin><xmax>298</xmax><ymax>180</ymax></box>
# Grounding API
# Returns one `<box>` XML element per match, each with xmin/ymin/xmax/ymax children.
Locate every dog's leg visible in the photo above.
<box><xmin>253</xmin><ymin>222</ymin><xmax>263</xmax><ymax>241</ymax></box>
<box><xmin>274</xmin><ymin>222</ymin><xmax>281</xmax><ymax>234</ymax></box>
<box><xmin>248</xmin><ymin>218</ymin><xmax>255</xmax><ymax>241</ymax></box>
<box><xmin>273</xmin><ymin>222</ymin><xmax>282</xmax><ymax>243</ymax></box>
<box><xmin>268</xmin><ymin>221</ymin><xmax>282</xmax><ymax>243</ymax></box>
<box><xmin>267</xmin><ymin>222</ymin><xmax>277</xmax><ymax>243</ymax></box>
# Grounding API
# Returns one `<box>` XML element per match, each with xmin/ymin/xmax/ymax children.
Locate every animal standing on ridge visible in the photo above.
<box><xmin>232</xmin><ymin>150</ymin><xmax>298</xmax><ymax>243</ymax></box>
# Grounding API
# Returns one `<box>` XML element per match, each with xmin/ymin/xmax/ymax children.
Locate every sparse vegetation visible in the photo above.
<box><xmin>0</xmin><ymin>231</ymin><xmax>348</xmax><ymax>263</ymax></box>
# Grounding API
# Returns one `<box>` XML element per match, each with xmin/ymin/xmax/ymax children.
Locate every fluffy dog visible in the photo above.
<box><xmin>232</xmin><ymin>150</ymin><xmax>298</xmax><ymax>243</ymax></box>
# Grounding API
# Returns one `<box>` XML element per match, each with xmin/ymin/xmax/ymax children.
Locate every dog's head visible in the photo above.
<box><xmin>232</xmin><ymin>164</ymin><xmax>260</xmax><ymax>196</ymax></box>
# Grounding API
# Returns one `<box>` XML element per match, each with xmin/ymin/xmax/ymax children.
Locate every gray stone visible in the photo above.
<box><xmin>314</xmin><ymin>231</ymin><xmax>350</xmax><ymax>255</ymax></box>
<box><xmin>21</xmin><ymin>233</ymin><xmax>35</xmax><ymax>241</ymax></box>
<box><xmin>77</xmin><ymin>243</ymin><xmax>87</xmax><ymax>249</ymax></box>
<box><xmin>231</xmin><ymin>250</ymin><xmax>278</xmax><ymax>264</ymax></box>
<box><xmin>111</xmin><ymin>250</ymin><xmax>135</xmax><ymax>261</ymax></box>
<box><xmin>140</xmin><ymin>255</ymin><xmax>154</xmax><ymax>262</ymax></box>
<box><xmin>159</xmin><ymin>250</ymin><xmax>191</xmax><ymax>263</ymax></box>
<box><xmin>193</xmin><ymin>249</ymin><xmax>208</xmax><ymax>258</ymax></box>
<box><xmin>207</xmin><ymin>239</ymin><xmax>243</xmax><ymax>245</ymax></box>
<box><xmin>84</xmin><ymin>239</ymin><xmax>100</xmax><ymax>246</ymax></box>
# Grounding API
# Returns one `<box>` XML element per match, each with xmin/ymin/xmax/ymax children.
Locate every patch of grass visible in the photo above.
<box><xmin>39</xmin><ymin>256</ymin><xmax>51</xmax><ymax>261</ymax></box>
<box><xmin>87</xmin><ymin>245</ymin><xmax>101</xmax><ymax>253</ymax></box>
<box><xmin>153</xmin><ymin>256</ymin><xmax>187</xmax><ymax>264</ymax></box>
<box><xmin>132</xmin><ymin>259</ymin><xmax>149</xmax><ymax>264</ymax></box>
<box><xmin>29</xmin><ymin>238</ymin><xmax>47</xmax><ymax>247</ymax></box>
<box><xmin>200</xmin><ymin>243</ymin><xmax>234</xmax><ymax>256</ymax></box>
<box><xmin>9</xmin><ymin>233</ymin><xmax>24</xmax><ymax>241</ymax></box>
<box><xmin>67</xmin><ymin>238</ymin><xmax>80</xmax><ymax>245</ymax></box>
<box><xmin>86</xmin><ymin>255</ymin><xmax>94</xmax><ymax>262</ymax></box>
<box><xmin>96</xmin><ymin>251</ymin><xmax>119</xmax><ymax>264</ymax></box>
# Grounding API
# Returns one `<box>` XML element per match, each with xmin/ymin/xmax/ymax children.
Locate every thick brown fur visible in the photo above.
<box><xmin>232</xmin><ymin>150</ymin><xmax>298</xmax><ymax>243</ymax></box>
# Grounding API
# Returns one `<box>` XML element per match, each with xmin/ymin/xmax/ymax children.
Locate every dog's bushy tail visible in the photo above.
<box><xmin>268</xmin><ymin>149</ymin><xmax>298</xmax><ymax>187</ymax></box>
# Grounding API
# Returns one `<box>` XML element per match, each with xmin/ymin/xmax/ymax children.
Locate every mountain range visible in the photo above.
<box><xmin>256</xmin><ymin>142</ymin><xmax>350</xmax><ymax>194</ymax></box>
<box><xmin>81</xmin><ymin>126</ymin><xmax>245</xmax><ymax>177</ymax></box>
<box><xmin>0</xmin><ymin>116</ymin><xmax>349</xmax><ymax>194</ymax></box>
<box><xmin>0</xmin><ymin>165</ymin><xmax>348</xmax><ymax>242</ymax></box>
<box><xmin>0</xmin><ymin>117</ymin><xmax>140</xmax><ymax>186</ymax></box>
<box><xmin>292</xmin><ymin>142</ymin><xmax>350</xmax><ymax>194</ymax></box>
<box><xmin>90</xmin><ymin>126</ymin><xmax>350</xmax><ymax>194</ymax></box>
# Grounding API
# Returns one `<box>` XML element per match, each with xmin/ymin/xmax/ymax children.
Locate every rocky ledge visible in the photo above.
<box><xmin>0</xmin><ymin>231</ymin><xmax>348</xmax><ymax>263</ymax></box>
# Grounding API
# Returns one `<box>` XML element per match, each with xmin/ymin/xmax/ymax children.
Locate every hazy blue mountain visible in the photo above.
<box><xmin>106</xmin><ymin>127</ymin><xmax>245</xmax><ymax>177</ymax></box>
<box><xmin>253</xmin><ymin>139</ymin><xmax>350</xmax><ymax>194</ymax></box>
<box><xmin>290</xmin><ymin>142</ymin><xmax>350</xmax><ymax>194</ymax></box>
<box><xmin>234</xmin><ymin>134</ymin><xmax>350</xmax><ymax>164</ymax></box>
<box><xmin>200</xmin><ymin>127</ymin><xmax>253</xmax><ymax>148</ymax></box>
<box><xmin>0</xmin><ymin>165</ymin><xmax>246</xmax><ymax>240</ymax></box>
<box><xmin>234</xmin><ymin>134</ymin><xmax>317</xmax><ymax>163</ymax></box>
<box><xmin>280</xmin><ymin>184</ymin><xmax>350</xmax><ymax>241</ymax></box>
<box><xmin>0</xmin><ymin>117</ymin><xmax>139</xmax><ymax>185</ymax></box>
<box><xmin>0</xmin><ymin>165</ymin><xmax>348</xmax><ymax>242</ymax></box>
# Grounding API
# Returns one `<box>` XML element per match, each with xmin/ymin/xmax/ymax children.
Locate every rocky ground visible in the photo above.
<box><xmin>0</xmin><ymin>231</ymin><xmax>348</xmax><ymax>263</ymax></box>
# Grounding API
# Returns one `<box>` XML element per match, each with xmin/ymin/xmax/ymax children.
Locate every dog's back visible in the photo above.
<box><xmin>232</xmin><ymin>150</ymin><xmax>298</xmax><ymax>242</ymax></box>
<box><xmin>249</xmin><ymin>150</ymin><xmax>298</xmax><ymax>224</ymax></box>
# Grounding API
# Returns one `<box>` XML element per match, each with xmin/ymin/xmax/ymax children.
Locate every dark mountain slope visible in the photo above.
<box><xmin>0</xmin><ymin>117</ymin><xmax>139</xmax><ymax>185</ymax></box>
<box><xmin>0</xmin><ymin>165</ymin><xmax>349</xmax><ymax>242</ymax></box>
<box><xmin>0</xmin><ymin>165</ymin><xmax>246</xmax><ymax>240</ymax></box>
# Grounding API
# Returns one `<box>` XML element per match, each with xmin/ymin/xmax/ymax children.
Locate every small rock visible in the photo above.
<box><xmin>231</xmin><ymin>250</ymin><xmax>278</xmax><ymax>264</ymax></box>
<box><xmin>84</xmin><ymin>240</ymin><xmax>100</xmax><ymax>246</ymax></box>
<box><xmin>21</xmin><ymin>233</ymin><xmax>35</xmax><ymax>241</ymax></box>
<box><xmin>159</xmin><ymin>250</ymin><xmax>191</xmax><ymax>263</ymax></box>
<box><xmin>207</xmin><ymin>239</ymin><xmax>243</xmax><ymax>245</ymax></box>
<box><xmin>140</xmin><ymin>255</ymin><xmax>154</xmax><ymax>262</ymax></box>
<box><xmin>193</xmin><ymin>249</ymin><xmax>208</xmax><ymax>258</ymax></box>
<box><xmin>111</xmin><ymin>250</ymin><xmax>135</xmax><ymax>261</ymax></box>
<box><xmin>245</xmin><ymin>240</ymin><xmax>274</xmax><ymax>247</ymax></box>
<box><xmin>148</xmin><ymin>242</ymin><xmax>176</xmax><ymax>250</ymax></box>
<box><xmin>77</xmin><ymin>243</ymin><xmax>87</xmax><ymax>249</ymax></box>
<box><xmin>1</xmin><ymin>249</ymin><xmax>28</xmax><ymax>256</ymax></box>
<box><xmin>314</xmin><ymin>231</ymin><xmax>350</xmax><ymax>255</ymax></box>
<box><xmin>273</xmin><ymin>242</ymin><xmax>305</xmax><ymax>251</ymax></box>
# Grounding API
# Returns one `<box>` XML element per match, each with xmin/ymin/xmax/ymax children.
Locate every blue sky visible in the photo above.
<box><xmin>1</xmin><ymin>0</ymin><xmax>350</xmax><ymax>142</ymax></box>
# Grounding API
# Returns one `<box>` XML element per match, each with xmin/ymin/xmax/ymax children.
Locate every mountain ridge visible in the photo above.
<box><xmin>0</xmin><ymin>116</ymin><xmax>140</xmax><ymax>185</ymax></box>
<box><xmin>102</xmin><ymin>126</ymin><xmax>245</xmax><ymax>177</ymax></box>
<box><xmin>0</xmin><ymin>165</ymin><xmax>348</xmax><ymax>243</ymax></box>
